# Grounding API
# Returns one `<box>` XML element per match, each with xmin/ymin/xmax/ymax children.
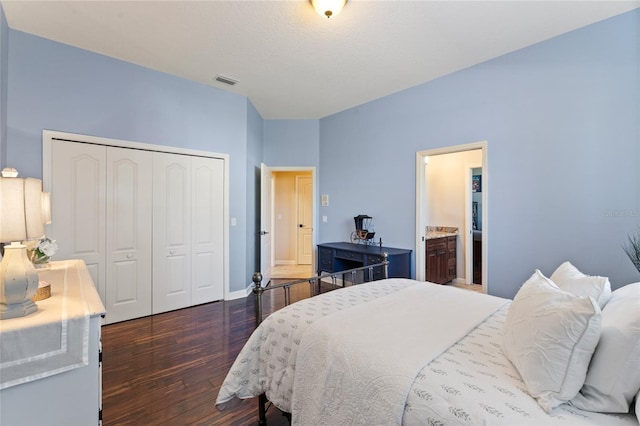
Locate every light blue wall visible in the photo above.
<box><xmin>263</xmin><ymin>119</ymin><xmax>320</xmax><ymax>167</ymax></box>
<box><xmin>319</xmin><ymin>10</ymin><xmax>640</xmax><ymax>298</ymax></box>
<box><xmin>0</xmin><ymin>7</ymin><xmax>7</xmax><ymax>167</ymax></box>
<box><xmin>6</xmin><ymin>29</ymin><xmax>256</xmax><ymax>292</ymax></box>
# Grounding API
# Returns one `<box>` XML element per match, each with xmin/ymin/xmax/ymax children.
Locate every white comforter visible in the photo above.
<box><xmin>216</xmin><ymin>279</ymin><xmax>638</xmax><ymax>425</ymax></box>
<box><xmin>291</xmin><ymin>283</ymin><xmax>506</xmax><ymax>425</ymax></box>
<box><xmin>216</xmin><ymin>278</ymin><xmax>419</xmax><ymax>411</ymax></box>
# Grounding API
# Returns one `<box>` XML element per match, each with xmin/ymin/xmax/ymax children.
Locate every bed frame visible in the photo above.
<box><xmin>250</xmin><ymin>252</ymin><xmax>390</xmax><ymax>425</ymax></box>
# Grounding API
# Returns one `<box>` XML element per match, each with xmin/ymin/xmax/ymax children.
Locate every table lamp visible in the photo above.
<box><xmin>42</xmin><ymin>192</ymin><xmax>51</xmax><ymax>225</ymax></box>
<box><xmin>0</xmin><ymin>168</ymin><xmax>46</xmax><ymax>319</ymax></box>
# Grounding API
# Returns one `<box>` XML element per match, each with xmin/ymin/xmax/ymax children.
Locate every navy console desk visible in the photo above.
<box><xmin>317</xmin><ymin>242</ymin><xmax>412</xmax><ymax>280</ymax></box>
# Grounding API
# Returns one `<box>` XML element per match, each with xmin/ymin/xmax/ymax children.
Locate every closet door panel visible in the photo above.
<box><xmin>166</xmin><ymin>256</ymin><xmax>188</xmax><ymax>293</ymax></box>
<box><xmin>192</xmin><ymin>157</ymin><xmax>225</xmax><ymax>304</ymax></box>
<box><xmin>51</xmin><ymin>141</ymin><xmax>106</xmax><ymax>301</ymax></box>
<box><xmin>153</xmin><ymin>152</ymin><xmax>191</xmax><ymax>314</ymax></box>
<box><xmin>113</xmin><ymin>261</ymin><xmax>137</xmax><ymax>302</ymax></box>
<box><xmin>105</xmin><ymin>147</ymin><xmax>153</xmax><ymax>323</ymax></box>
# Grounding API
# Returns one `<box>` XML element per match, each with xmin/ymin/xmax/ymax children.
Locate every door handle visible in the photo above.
<box><xmin>260</xmin><ymin>230</ymin><xmax>269</xmax><ymax>235</ymax></box>
<box><xmin>299</xmin><ymin>224</ymin><xmax>304</xmax><ymax>228</ymax></box>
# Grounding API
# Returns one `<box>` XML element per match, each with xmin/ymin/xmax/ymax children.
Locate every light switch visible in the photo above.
<box><xmin>231</xmin><ymin>217</ymin><xmax>237</xmax><ymax>227</ymax></box>
<box><xmin>322</xmin><ymin>215</ymin><xmax>328</xmax><ymax>223</ymax></box>
<box><xmin>321</xmin><ymin>194</ymin><xmax>329</xmax><ymax>207</ymax></box>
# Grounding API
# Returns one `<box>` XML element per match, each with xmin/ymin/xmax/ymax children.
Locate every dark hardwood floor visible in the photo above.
<box><xmin>101</xmin><ymin>281</ymin><xmax>317</xmax><ymax>425</ymax></box>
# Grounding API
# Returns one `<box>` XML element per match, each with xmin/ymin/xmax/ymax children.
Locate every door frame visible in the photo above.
<box><xmin>415</xmin><ymin>141</ymin><xmax>488</xmax><ymax>293</ymax></box>
<box><xmin>260</xmin><ymin>164</ymin><xmax>274</xmax><ymax>286</ymax></box>
<box><xmin>465</xmin><ymin>163</ymin><xmax>482</xmax><ymax>285</ymax></box>
<box><xmin>42</xmin><ymin>129</ymin><xmax>230</xmax><ymax>299</ymax></box>
<box><xmin>263</xmin><ymin>166</ymin><xmax>318</xmax><ymax>277</ymax></box>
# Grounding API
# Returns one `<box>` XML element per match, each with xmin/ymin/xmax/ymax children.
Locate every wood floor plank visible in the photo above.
<box><xmin>102</xmin><ymin>280</ymin><xmax>312</xmax><ymax>425</ymax></box>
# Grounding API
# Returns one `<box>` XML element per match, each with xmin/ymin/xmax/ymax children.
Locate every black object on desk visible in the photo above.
<box><xmin>317</xmin><ymin>242</ymin><xmax>412</xmax><ymax>281</ymax></box>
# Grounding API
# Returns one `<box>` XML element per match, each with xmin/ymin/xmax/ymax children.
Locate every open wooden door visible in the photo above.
<box><xmin>296</xmin><ymin>175</ymin><xmax>313</xmax><ymax>265</ymax></box>
<box><xmin>260</xmin><ymin>163</ymin><xmax>273</xmax><ymax>286</ymax></box>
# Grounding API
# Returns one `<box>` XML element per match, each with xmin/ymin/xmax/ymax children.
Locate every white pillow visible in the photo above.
<box><xmin>550</xmin><ymin>261</ymin><xmax>612</xmax><ymax>309</ymax></box>
<box><xmin>570</xmin><ymin>282</ymin><xmax>640</xmax><ymax>413</ymax></box>
<box><xmin>502</xmin><ymin>270</ymin><xmax>602</xmax><ymax>412</ymax></box>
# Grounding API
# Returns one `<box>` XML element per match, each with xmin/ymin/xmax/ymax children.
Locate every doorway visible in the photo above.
<box><xmin>260</xmin><ymin>166</ymin><xmax>316</xmax><ymax>281</ymax></box>
<box><xmin>415</xmin><ymin>141</ymin><xmax>488</xmax><ymax>293</ymax></box>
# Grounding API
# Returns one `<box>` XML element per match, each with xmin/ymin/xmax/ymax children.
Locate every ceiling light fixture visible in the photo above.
<box><xmin>311</xmin><ymin>0</ymin><xmax>347</xmax><ymax>19</ymax></box>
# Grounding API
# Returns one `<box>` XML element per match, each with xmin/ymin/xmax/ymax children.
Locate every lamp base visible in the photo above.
<box><xmin>0</xmin><ymin>299</ymin><xmax>37</xmax><ymax>319</ymax></box>
<box><xmin>0</xmin><ymin>242</ymin><xmax>39</xmax><ymax>320</ymax></box>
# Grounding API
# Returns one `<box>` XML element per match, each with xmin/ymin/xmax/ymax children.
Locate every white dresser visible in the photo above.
<box><xmin>0</xmin><ymin>260</ymin><xmax>106</xmax><ymax>426</ymax></box>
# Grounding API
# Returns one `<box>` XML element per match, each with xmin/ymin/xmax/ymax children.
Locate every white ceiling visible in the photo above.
<box><xmin>2</xmin><ymin>1</ymin><xmax>638</xmax><ymax>119</ymax></box>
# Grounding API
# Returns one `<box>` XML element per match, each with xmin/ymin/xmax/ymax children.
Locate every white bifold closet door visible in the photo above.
<box><xmin>51</xmin><ymin>140</ymin><xmax>224</xmax><ymax>323</ymax></box>
<box><xmin>152</xmin><ymin>152</ymin><xmax>192</xmax><ymax>313</ymax></box>
<box><xmin>106</xmin><ymin>147</ymin><xmax>153</xmax><ymax>323</ymax></box>
<box><xmin>191</xmin><ymin>156</ymin><xmax>224</xmax><ymax>305</ymax></box>
<box><xmin>51</xmin><ymin>141</ymin><xmax>106</xmax><ymax>300</ymax></box>
<box><xmin>51</xmin><ymin>141</ymin><xmax>153</xmax><ymax>323</ymax></box>
<box><xmin>152</xmin><ymin>153</ymin><xmax>224</xmax><ymax>314</ymax></box>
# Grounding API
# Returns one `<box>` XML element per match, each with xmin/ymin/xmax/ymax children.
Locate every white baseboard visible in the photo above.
<box><xmin>274</xmin><ymin>260</ymin><xmax>296</xmax><ymax>265</ymax></box>
<box><xmin>226</xmin><ymin>287</ymin><xmax>251</xmax><ymax>300</ymax></box>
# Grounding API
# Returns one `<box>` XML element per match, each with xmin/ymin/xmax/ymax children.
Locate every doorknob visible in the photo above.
<box><xmin>299</xmin><ymin>224</ymin><xmax>304</xmax><ymax>228</ymax></box>
<box><xmin>260</xmin><ymin>230</ymin><xmax>269</xmax><ymax>235</ymax></box>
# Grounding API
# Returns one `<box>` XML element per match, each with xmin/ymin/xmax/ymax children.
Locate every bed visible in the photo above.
<box><xmin>216</xmin><ymin>262</ymin><xmax>640</xmax><ymax>425</ymax></box>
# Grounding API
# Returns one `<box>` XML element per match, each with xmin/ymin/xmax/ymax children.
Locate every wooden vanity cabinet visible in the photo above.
<box><xmin>426</xmin><ymin>236</ymin><xmax>457</xmax><ymax>284</ymax></box>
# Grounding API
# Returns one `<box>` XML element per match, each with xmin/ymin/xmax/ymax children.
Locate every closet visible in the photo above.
<box><xmin>48</xmin><ymin>137</ymin><xmax>225</xmax><ymax>324</ymax></box>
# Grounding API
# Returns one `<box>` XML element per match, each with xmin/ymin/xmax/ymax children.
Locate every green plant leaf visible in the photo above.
<box><xmin>623</xmin><ymin>228</ymin><xmax>640</xmax><ymax>274</ymax></box>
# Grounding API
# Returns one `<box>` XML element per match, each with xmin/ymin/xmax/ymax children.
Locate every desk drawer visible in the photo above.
<box><xmin>318</xmin><ymin>247</ymin><xmax>333</xmax><ymax>270</ymax></box>
<box><xmin>366</xmin><ymin>255</ymin><xmax>383</xmax><ymax>265</ymax></box>
<box><xmin>336</xmin><ymin>250</ymin><xmax>363</xmax><ymax>262</ymax></box>
<box><xmin>370</xmin><ymin>266</ymin><xmax>384</xmax><ymax>281</ymax></box>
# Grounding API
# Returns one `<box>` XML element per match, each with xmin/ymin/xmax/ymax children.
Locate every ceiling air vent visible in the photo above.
<box><xmin>214</xmin><ymin>74</ymin><xmax>238</xmax><ymax>86</ymax></box>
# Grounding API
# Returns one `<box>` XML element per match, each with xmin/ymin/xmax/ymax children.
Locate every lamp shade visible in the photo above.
<box><xmin>24</xmin><ymin>178</ymin><xmax>45</xmax><ymax>239</ymax></box>
<box><xmin>311</xmin><ymin>0</ymin><xmax>347</xmax><ymax>18</ymax></box>
<box><xmin>42</xmin><ymin>192</ymin><xmax>52</xmax><ymax>225</ymax></box>
<box><xmin>0</xmin><ymin>176</ymin><xmax>45</xmax><ymax>243</ymax></box>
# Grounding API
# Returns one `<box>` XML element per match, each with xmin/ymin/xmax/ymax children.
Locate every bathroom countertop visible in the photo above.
<box><xmin>425</xmin><ymin>231</ymin><xmax>457</xmax><ymax>240</ymax></box>
<box><xmin>425</xmin><ymin>226</ymin><xmax>458</xmax><ymax>240</ymax></box>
